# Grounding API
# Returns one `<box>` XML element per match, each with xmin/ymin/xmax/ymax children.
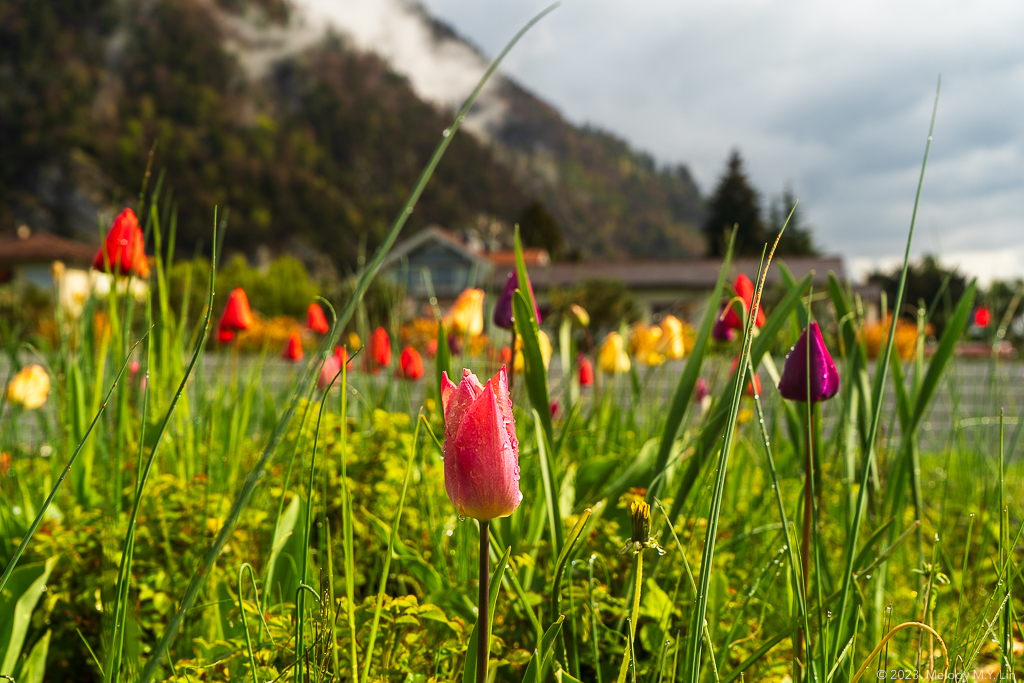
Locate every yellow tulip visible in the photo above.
<box><xmin>443</xmin><ymin>288</ymin><xmax>485</xmax><ymax>338</ymax></box>
<box><xmin>514</xmin><ymin>329</ymin><xmax>552</xmax><ymax>373</ymax></box>
<box><xmin>630</xmin><ymin>323</ymin><xmax>665</xmax><ymax>367</ymax></box>
<box><xmin>569</xmin><ymin>304</ymin><xmax>590</xmax><ymax>327</ymax></box>
<box><xmin>599</xmin><ymin>332</ymin><xmax>631</xmax><ymax>374</ymax></box>
<box><xmin>348</xmin><ymin>332</ymin><xmax>362</xmax><ymax>352</ymax></box>
<box><xmin>657</xmin><ymin>315</ymin><xmax>686</xmax><ymax>360</ymax></box>
<box><xmin>6</xmin><ymin>364</ymin><xmax>50</xmax><ymax>410</ymax></box>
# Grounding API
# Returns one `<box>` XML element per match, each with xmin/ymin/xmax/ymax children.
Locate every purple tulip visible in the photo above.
<box><xmin>493</xmin><ymin>272</ymin><xmax>541</xmax><ymax>330</ymax></box>
<box><xmin>712</xmin><ymin>305</ymin><xmax>735</xmax><ymax>342</ymax></box>
<box><xmin>441</xmin><ymin>366</ymin><xmax>522</xmax><ymax>520</ymax></box>
<box><xmin>778</xmin><ymin>322</ymin><xmax>840</xmax><ymax>403</ymax></box>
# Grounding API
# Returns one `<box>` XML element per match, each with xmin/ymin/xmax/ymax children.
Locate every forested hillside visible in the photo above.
<box><xmin>0</xmin><ymin>0</ymin><xmax>706</xmax><ymax>266</ymax></box>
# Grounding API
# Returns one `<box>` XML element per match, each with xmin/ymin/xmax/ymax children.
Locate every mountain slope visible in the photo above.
<box><xmin>0</xmin><ymin>0</ymin><xmax>706</xmax><ymax>266</ymax></box>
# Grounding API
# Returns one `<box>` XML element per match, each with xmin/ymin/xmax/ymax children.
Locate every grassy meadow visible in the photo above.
<box><xmin>1</xmin><ymin>18</ymin><xmax>1022</xmax><ymax>683</ymax></box>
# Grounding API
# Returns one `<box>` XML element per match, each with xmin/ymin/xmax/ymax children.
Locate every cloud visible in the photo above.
<box><xmin>409</xmin><ymin>0</ymin><xmax>1024</xmax><ymax>282</ymax></box>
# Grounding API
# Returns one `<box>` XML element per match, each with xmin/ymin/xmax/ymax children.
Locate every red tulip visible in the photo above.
<box><xmin>334</xmin><ymin>345</ymin><xmax>353</xmax><ymax>369</ymax></box>
<box><xmin>500</xmin><ymin>346</ymin><xmax>512</xmax><ymax>365</ymax></box>
<box><xmin>399</xmin><ymin>346</ymin><xmax>425</xmax><ymax>380</ymax></box>
<box><xmin>92</xmin><ymin>208</ymin><xmax>150</xmax><ymax>278</ymax></box>
<box><xmin>777</xmin><ymin>322</ymin><xmax>840</xmax><ymax>403</ymax></box>
<box><xmin>216</xmin><ymin>324</ymin><xmax>235</xmax><ymax>344</ymax></box>
<box><xmin>370</xmin><ymin>327</ymin><xmax>391</xmax><ymax>367</ymax></box>
<box><xmin>550</xmin><ymin>400</ymin><xmax>559</xmax><ymax>417</ymax></box>
<box><xmin>578</xmin><ymin>355</ymin><xmax>594</xmax><ymax>387</ymax></box>
<box><xmin>730</xmin><ymin>356</ymin><xmax>762</xmax><ymax>397</ymax></box>
<box><xmin>440</xmin><ymin>366</ymin><xmax>522</xmax><ymax>520</ymax></box>
<box><xmin>975</xmin><ymin>307</ymin><xmax>990</xmax><ymax>328</ymax></box>
<box><xmin>220</xmin><ymin>288</ymin><xmax>254</xmax><ymax>331</ymax></box>
<box><xmin>722</xmin><ymin>273</ymin><xmax>766</xmax><ymax>331</ymax></box>
<box><xmin>283</xmin><ymin>332</ymin><xmax>303</xmax><ymax>361</ymax></box>
<box><xmin>307</xmin><ymin>303</ymin><xmax>329</xmax><ymax>333</ymax></box>
<box><xmin>426</xmin><ymin>338</ymin><xmax>438</xmax><ymax>358</ymax></box>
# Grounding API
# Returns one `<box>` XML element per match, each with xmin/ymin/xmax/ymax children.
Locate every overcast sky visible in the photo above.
<box><xmin>299</xmin><ymin>0</ymin><xmax>1024</xmax><ymax>283</ymax></box>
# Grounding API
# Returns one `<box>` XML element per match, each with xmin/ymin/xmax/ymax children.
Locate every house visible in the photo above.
<box><xmin>0</xmin><ymin>226</ymin><xmax>96</xmax><ymax>288</ymax></box>
<box><xmin>381</xmin><ymin>225</ymin><xmax>548</xmax><ymax>303</ymax></box>
<box><xmin>382</xmin><ymin>226</ymin><xmax>876</xmax><ymax>325</ymax></box>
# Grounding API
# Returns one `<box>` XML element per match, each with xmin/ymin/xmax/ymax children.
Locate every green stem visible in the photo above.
<box><xmin>479</xmin><ymin>520</ymin><xmax>491</xmax><ymax>683</ymax></box>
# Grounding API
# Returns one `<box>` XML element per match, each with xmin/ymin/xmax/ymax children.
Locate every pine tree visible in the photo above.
<box><xmin>768</xmin><ymin>185</ymin><xmax>819</xmax><ymax>256</ymax></box>
<box><xmin>703</xmin><ymin>150</ymin><xmax>766</xmax><ymax>257</ymax></box>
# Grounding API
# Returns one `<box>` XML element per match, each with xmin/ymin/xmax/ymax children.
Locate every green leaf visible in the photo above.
<box><xmin>515</xmin><ymin>291</ymin><xmax>553</xmax><ymax>444</ymax></box>
<box><xmin>436</xmin><ymin>319</ymin><xmax>451</xmax><ymax>406</ymax></box>
<box><xmin>0</xmin><ymin>557</ymin><xmax>57</xmax><ymax>675</ymax></box>
<box><xmin>551</xmin><ymin>509</ymin><xmax>592</xmax><ymax>622</ymax></box>
<box><xmin>645</xmin><ymin>231</ymin><xmax>734</xmax><ymax>502</ymax></box>
<box><xmin>533</xmin><ymin>410</ymin><xmax>565</xmax><ymax>554</ymax></box>
<box><xmin>464</xmin><ymin>545</ymin><xmax>512</xmax><ymax>683</ymax></box>
<box><xmin>522</xmin><ymin>615</ymin><xmax>565</xmax><ymax>683</ymax></box>
<box><xmin>264</xmin><ymin>495</ymin><xmax>300</xmax><ymax>603</ymax></box>
<box><xmin>14</xmin><ymin>630</ymin><xmax>50</xmax><ymax>683</ymax></box>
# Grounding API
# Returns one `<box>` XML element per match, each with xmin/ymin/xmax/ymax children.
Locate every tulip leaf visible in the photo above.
<box><xmin>517</xmin><ymin>292</ymin><xmax>554</xmax><ymax>443</ymax></box>
<box><xmin>523</xmin><ymin>615</ymin><xmax>565</xmax><ymax>683</ymax></box>
<box><xmin>463</xmin><ymin>544</ymin><xmax>512</xmax><ymax>683</ymax></box>
<box><xmin>436</xmin><ymin>319</ymin><xmax>451</xmax><ymax>410</ymax></box>
<box><xmin>0</xmin><ymin>556</ymin><xmax>56</xmax><ymax>675</ymax></box>
<box><xmin>551</xmin><ymin>508</ymin><xmax>592</xmax><ymax>630</ymax></box>
<box><xmin>645</xmin><ymin>230</ymin><xmax>734</xmax><ymax>503</ymax></box>
<box><xmin>533</xmin><ymin>409</ymin><xmax>565</xmax><ymax>553</ymax></box>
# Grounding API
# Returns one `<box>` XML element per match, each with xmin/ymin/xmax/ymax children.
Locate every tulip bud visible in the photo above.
<box><xmin>974</xmin><ymin>307</ymin><xmax>990</xmax><ymax>328</ymax></box>
<box><xmin>722</xmin><ymin>273</ymin><xmax>765</xmax><ymax>331</ymax></box>
<box><xmin>441</xmin><ymin>366</ymin><xmax>522</xmax><ymax>520</ymax></box>
<box><xmin>712</xmin><ymin>305</ymin><xmax>735</xmax><ymax>342</ymax></box>
<box><xmin>348</xmin><ymin>332</ymin><xmax>362</xmax><ymax>352</ymax></box>
<box><xmin>283</xmin><ymin>332</ymin><xmax>304</xmax><ymax>361</ymax></box>
<box><xmin>399</xmin><ymin>345</ymin><xmax>425</xmax><ymax>380</ymax></box>
<box><xmin>370</xmin><ymin>327</ymin><xmax>391</xmax><ymax>367</ymax></box>
<box><xmin>694</xmin><ymin>377</ymin><xmax>711</xmax><ymax>415</ymax></box>
<box><xmin>778</xmin><ymin>322</ymin><xmax>840</xmax><ymax>403</ymax></box>
<box><xmin>513</xmin><ymin>329</ymin><xmax>552</xmax><ymax>373</ymax></box>
<box><xmin>578</xmin><ymin>354</ymin><xmax>594</xmax><ymax>387</ymax></box>
<box><xmin>307</xmin><ymin>303</ymin><xmax>329</xmax><ymax>333</ymax></box>
<box><xmin>92</xmin><ymin>208</ymin><xmax>150</xmax><ymax>278</ymax></box>
<box><xmin>443</xmin><ymin>288</ymin><xmax>485</xmax><ymax>337</ymax></box>
<box><xmin>569</xmin><ymin>304</ymin><xmax>590</xmax><ymax>327</ymax></box>
<box><xmin>220</xmin><ymin>288</ymin><xmax>254</xmax><ymax>332</ymax></box>
<box><xmin>6</xmin><ymin>365</ymin><xmax>50</xmax><ymax>410</ymax></box>
<box><xmin>493</xmin><ymin>272</ymin><xmax>541</xmax><ymax>330</ymax></box>
<box><xmin>598</xmin><ymin>332</ymin><xmax>631</xmax><ymax>374</ymax></box>
<box><xmin>657</xmin><ymin>315</ymin><xmax>686</xmax><ymax>360</ymax></box>
<box><xmin>730</xmin><ymin>357</ymin><xmax>762</xmax><ymax>397</ymax></box>
<box><xmin>318</xmin><ymin>355</ymin><xmax>341</xmax><ymax>390</ymax></box>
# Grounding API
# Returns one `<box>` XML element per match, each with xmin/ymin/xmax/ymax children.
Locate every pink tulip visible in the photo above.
<box><xmin>318</xmin><ymin>355</ymin><xmax>342</xmax><ymax>390</ymax></box>
<box><xmin>441</xmin><ymin>366</ymin><xmax>522</xmax><ymax>520</ymax></box>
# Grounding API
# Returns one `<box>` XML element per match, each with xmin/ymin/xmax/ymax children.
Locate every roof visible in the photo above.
<box><xmin>489</xmin><ymin>249</ymin><xmax>549</xmax><ymax>268</ymax></box>
<box><xmin>0</xmin><ymin>230</ymin><xmax>96</xmax><ymax>266</ymax></box>
<box><xmin>382</xmin><ymin>225</ymin><xmax>492</xmax><ymax>270</ymax></box>
<box><xmin>493</xmin><ymin>256</ymin><xmax>847</xmax><ymax>290</ymax></box>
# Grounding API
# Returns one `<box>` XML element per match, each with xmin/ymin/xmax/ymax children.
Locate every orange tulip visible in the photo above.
<box><xmin>730</xmin><ymin>356</ymin><xmax>762</xmax><ymax>397</ymax></box>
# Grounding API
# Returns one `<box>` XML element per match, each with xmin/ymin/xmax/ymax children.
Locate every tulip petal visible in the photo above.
<box><xmin>486</xmin><ymin>365</ymin><xmax>517</xmax><ymax>453</ymax></box>
<box><xmin>445</xmin><ymin>382</ymin><xmax>522</xmax><ymax>520</ymax></box>
<box><xmin>443</xmin><ymin>369</ymin><xmax>485</xmax><ymax>441</ymax></box>
<box><xmin>778</xmin><ymin>322</ymin><xmax>840</xmax><ymax>403</ymax></box>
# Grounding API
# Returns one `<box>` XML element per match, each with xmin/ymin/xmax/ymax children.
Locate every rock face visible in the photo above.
<box><xmin>0</xmin><ymin>0</ymin><xmax>705</xmax><ymax>263</ymax></box>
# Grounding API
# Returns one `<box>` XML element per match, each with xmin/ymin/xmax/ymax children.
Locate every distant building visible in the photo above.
<box><xmin>0</xmin><ymin>226</ymin><xmax>95</xmax><ymax>288</ymax></box>
<box><xmin>382</xmin><ymin>226</ymin><xmax>877</xmax><ymax>324</ymax></box>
